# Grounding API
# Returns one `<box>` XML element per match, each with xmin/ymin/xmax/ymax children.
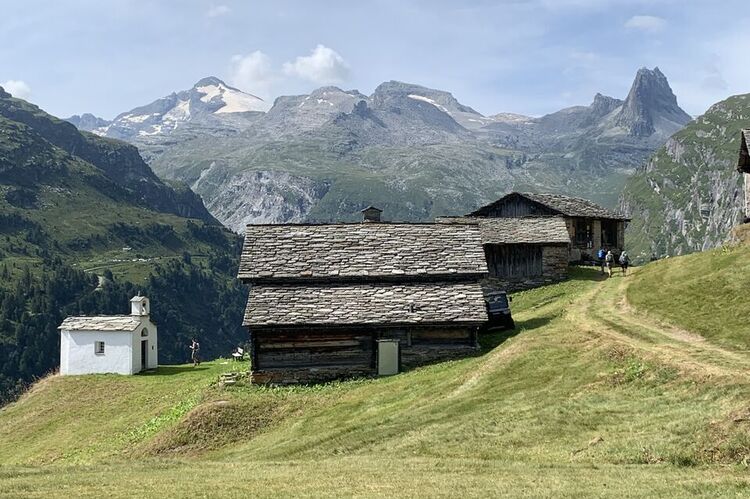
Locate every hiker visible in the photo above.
<box><xmin>619</xmin><ymin>251</ymin><xmax>630</xmax><ymax>276</ymax></box>
<box><xmin>605</xmin><ymin>250</ymin><xmax>615</xmax><ymax>278</ymax></box>
<box><xmin>597</xmin><ymin>247</ymin><xmax>607</xmax><ymax>274</ymax></box>
<box><xmin>189</xmin><ymin>338</ymin><xmax>201</xmax><ymax>367</ymax></box>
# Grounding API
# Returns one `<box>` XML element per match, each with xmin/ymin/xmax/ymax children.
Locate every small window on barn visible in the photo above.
<box><xmin>95</xmin><ymin>341</ymin><xmax>105</xmax><ymax>355</ymax></box>
<box><xmin>141</xmin><ymin>328</ymin><xmax>148</xmax><ymax>337</ymax></box>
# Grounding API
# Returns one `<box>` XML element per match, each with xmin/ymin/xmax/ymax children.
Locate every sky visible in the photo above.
<box><xmin>1</xmin><ymin>0</ymin><xmax>748</xmax><ymax>120</ymax></box>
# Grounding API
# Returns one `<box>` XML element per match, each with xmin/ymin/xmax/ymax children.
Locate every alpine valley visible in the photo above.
<box><xmin>0</xmin><ymin>86</ymin><xmax>247</xmax><ymax>403</ymax></box>
<box><xmin>69</xmin><ymin>68</ymin><xmax>692</xmax><ymax>232</ymax></box>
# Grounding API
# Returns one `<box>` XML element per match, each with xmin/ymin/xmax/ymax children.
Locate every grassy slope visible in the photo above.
<box><xmin>0</xmin><ymin>261</ymin><xmax>749</xmax><ymax>497</ymax></box>
<box><xmin>627</xmin><ymin>234</ymin><xmax>750</xmax><ymax>351</ymax></box>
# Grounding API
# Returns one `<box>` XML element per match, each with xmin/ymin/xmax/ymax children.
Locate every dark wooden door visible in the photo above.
<box><xmin>141</xmin><ymin>340</ymin><xmax>147</xmax><ymax>370</ymax></box>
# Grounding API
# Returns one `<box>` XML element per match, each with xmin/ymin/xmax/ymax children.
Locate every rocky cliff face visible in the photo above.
<box><xmin>67</xmin><ymin>68</ymin><xmax>691</xmax><ymax>231</ymax></box>
<box><xmin>619</xmin><ymin>94</ymin><xmax>749</xmax><ymax>260</ymax></box>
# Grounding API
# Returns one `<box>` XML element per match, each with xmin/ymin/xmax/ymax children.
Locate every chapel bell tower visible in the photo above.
<box><xmin>130</xmin><ymin>295</ymin><xmax>150</xmax><ymax>316</ymax></box>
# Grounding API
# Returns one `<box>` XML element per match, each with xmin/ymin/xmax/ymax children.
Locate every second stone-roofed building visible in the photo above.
<box><xmin>469</xmin><ymin>192</ymin><xmax>630</xmax><ymax>262</ymax></box>
<box><xmin>238</xmin><ymin>217</ymin><xmax>490</xmax><ymax>384</ymax></box>
<box><xmin>738</xmin><ymin>129</ymin><xmax>750</xmax><ymax>223</ymax></box>
<box><xmin>437</xmin><ymin>216</ymin><xmax>571</xmax><ymax>291</ymax></box>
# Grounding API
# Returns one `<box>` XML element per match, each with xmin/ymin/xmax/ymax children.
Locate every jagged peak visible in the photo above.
<box><xmin>616</xmin><ymin>66</ymin><xmax>691</xmax><ymax>137</ymax></box>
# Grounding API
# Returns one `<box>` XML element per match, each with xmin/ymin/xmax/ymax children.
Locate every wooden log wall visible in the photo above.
<box><xmin>250</xmin><ymin>325</ymin><xmax>480</xmax><ymax>384</ymax></box>
<box><xmin>485</xmin><ymin>244</ymin><xmax>543</xmax><ymax>278</ymax></box>
<box><xmin>254</xmin><ymin>330</ymin><xmax>373</xmax><ymax>370</ymax></box>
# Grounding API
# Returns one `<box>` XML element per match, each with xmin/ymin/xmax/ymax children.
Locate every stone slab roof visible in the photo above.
<box><xmin>436</xmin><ymin>216</ymin><xmax>570</xmax><ymax>245</ymax></box>
<box><xmin>243</xmin><ymin>281</ymin><xmax>487</xmax><ymax>327</ymax></box>
<box><xmin>739</xmin><ymin>129</ymin><xmax>750</xmax><ymax>172</ymax></box>
<box><xmin>58</xmin><ymin>316</ymin><xmax>142</xmax><ymax>332</ymax></box>
<box><xmin>470</xmin><ymin>192</ymin><xmax>628</xmax><ymax>220</ymax></box>
<box><xmin>238</xmin><ymin>223</ymin><xmax>488</xmax><ymax>281</ymax></box>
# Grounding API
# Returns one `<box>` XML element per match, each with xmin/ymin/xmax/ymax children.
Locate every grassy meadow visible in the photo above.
<box><xmin>0</xmin><ymin>251</ymin><xmax>749</xmax><ymax>497</ymax></box>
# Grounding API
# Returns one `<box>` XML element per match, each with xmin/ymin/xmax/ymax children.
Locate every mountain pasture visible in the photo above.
<box><xmin>1</xmin><ymin>252</ymin><xmax>749</xmax><ymax>497</ymax></box>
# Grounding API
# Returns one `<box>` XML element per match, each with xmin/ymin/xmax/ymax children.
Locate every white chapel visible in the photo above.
<box><xmin>58</xmin><ymin>295</ymin><xmax>158</xmax><ymax>375</ymax></box>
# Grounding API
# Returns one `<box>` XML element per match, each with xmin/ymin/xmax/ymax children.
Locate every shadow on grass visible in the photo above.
<box><xmin>478</xmin><ymin>315</ymin><xmax>553</xmax><ymax>352</ymax></box>
<box><xmin>568</xmin><ymin>266</ymin><xmax>609</xmax><ymax>282</ymax></box>
<box><xmin>144</xmin><ymin>365</ymin><xmax>210</xmax><ymax>376</ymax></box>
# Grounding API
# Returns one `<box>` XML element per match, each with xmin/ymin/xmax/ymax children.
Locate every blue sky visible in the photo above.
<box><xmin>1</xmin><ymin>0</ymin><xmax>748</xmax><ymax>119</ymax></box>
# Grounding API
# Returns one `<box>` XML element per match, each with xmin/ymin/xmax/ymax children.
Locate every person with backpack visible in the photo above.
<box><xmin>605</xmin><ymin>250</ymin><xmax>615</xmax><ymax>278</ymax></box>
<box><xmin>189</xmin><ymin>337</ymin><xmax>201</xmax><ymax>367</ymax></box>
<box><xmin>597</xmin><ymin>247</ymin><xmax>606</xmax><ymax>275</ymax></box>
<box><xmin>619</xmin><ymin>251</ymin><xmax>630</xmax><ymax>276</ymax></box>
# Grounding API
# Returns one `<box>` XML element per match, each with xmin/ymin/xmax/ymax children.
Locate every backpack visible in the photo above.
<box><xmin>597</xmin><ymin>249</ymin><xmax>606</xmax><ymax>259</ymax></box>
<box><xmin>619</xmin><ymin>253</ymin><xmax>629</xmax><ymax>264</ymax></box>
<box><xmin>605</xmin><ymin>253</ymin><xmax>614</xmax><ymax>263</ymax></box>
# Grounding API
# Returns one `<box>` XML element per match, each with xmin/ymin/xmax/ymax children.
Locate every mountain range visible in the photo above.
<box><xmin>68</xmin><ymin>67</ymin><xmax>692</xmax><ymax>232</ymax></box>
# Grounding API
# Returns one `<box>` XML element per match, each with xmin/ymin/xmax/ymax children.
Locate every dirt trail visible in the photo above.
<box><xmin>566</xmin><ymin>270</ymin><xmax>750</xmax><ymax>379</ymax></box>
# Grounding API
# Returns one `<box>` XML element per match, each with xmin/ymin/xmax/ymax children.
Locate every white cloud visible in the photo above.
<box><xmin>1</xmin><ymin>80</ymin><xmax>31</xmax><ymax>99</ymax></box>
<box><xmin>282</xmin><ymin>45</ymin><xmax>350</xmax><ymax>85</ymax></box>
<box><xmin>624</xmin><ymin>15</ymin><xmax>666</xmax><ymax>33</ymax></box>
<box><xmin>228</xmin><ymin>50</ymin><xmax>275</xmax><ymax>99</ymax></box>
<box><xmin>207</xmin><ymin>4</ymin><xmax>230</xmax><ymax>18</ymax></box>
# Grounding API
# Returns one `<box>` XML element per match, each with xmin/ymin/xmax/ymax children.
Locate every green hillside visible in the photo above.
<box><xmin>620</xmin><ymin>94</ymin><xmax>749</xmax><ymax>260</ymax></box>
<box><xmin>1</xmin><ymin>243</ymin><xmax>748</xmax><ymax>497</ymax></box>
<box><xmin>0</xmin><ymin>88</ymin><xmax>246</xmax><ymax>404</ymax></box>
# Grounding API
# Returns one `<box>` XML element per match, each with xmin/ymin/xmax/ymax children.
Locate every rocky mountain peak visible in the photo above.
<box><xmin>616</xmin><ymin>66</ymin><xmax>691</xmax><ymax>137</ymax></box>
<box><xmin>193</xmin><ymin>76</ymin><xmax>227</xmax><ymax>88</ymax></box>
<box><xmin>65</xmin><ymin>113</ymin><xmax>111</xmax><ymax>131</ymax></box>
<box><xmin>590</xmin><ymin>93</ymin><xmax>623</xmax><ymax>117</ymax></box>
<box><xmin>0</xmin><ymin>86</ymin><xmax>10</xmax><ymax>99</ymax></box>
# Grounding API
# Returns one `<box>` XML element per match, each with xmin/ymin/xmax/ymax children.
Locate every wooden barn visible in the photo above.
<box><xmin>738</xmin><ymin>129</ymin><xmax>750</xmax><ymax>223</ymax></box>
<box><xmin>469</xmin><ymin>192</ymin><xmax>630</xmax><ymax>262</ymax></box>
<box><xmin>438</xmin><ymin>216</ymin><xmax>570</xmax><ymax>291</ymax></box>
<box><xmin>238</xmin><ymin>219</ymin><xmax>489</xmax><ymax>384</ymax></box>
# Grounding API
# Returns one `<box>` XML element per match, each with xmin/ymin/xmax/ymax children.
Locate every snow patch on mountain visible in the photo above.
<box><xmin>196</xmin><ymin>82</ymin><xmax>268</xmax><ymax>113</ymax></box>
<box><xmin>408</xmin><ymin>94</ymin><xmax>452</xmax><ymax>115</ymax></box>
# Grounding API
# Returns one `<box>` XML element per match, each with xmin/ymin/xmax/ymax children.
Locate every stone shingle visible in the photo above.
<box><xmin>470</xmin><ymin>192</ymin><xmax>628</xmax><ymax>220</ymax></box>
<box><xmin>244</xmin><ymin>281</ymin><xmax>487</xmax><ymax>326</ymax></box>
<box><xmin>238</xmin><ymin>223</ymin><xmax>488</xmax><ymax>281</ymax></box>
<box><xmin>436</xmin><ymin>216</ymin><xmax>570</xmax><ymax>244</ymax></box>
<box><xmin>58</xmin><ymin>316</ymin><xmax>141</xmax><ymax>332</ymax></box>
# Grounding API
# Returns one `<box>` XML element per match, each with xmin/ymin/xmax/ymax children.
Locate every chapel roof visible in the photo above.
<box><xmin>58</xmin><ymin>315</ymin><xmax>143</xmax><ymax>332</ymax></box>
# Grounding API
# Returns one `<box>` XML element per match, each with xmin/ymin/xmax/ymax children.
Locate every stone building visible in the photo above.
<box><xmin>238</xmin><ymin>217</ymin><xmax>489</xmax><ymax>384</ymax></box>
<box><xmin>468</xmin><ymin>192</ymin><xmax>630</xmax><ymax>262</ymax></box>
<box><xmin>738</xmin><ymin>129</ymin><xmax>750</xmax><ymax>223</ymax></box>
<box><xmin>437</xmin><ymin>216</ymin><xmax>570</xmax><ymax>291</ymax></box>
<box><xmin>58</xmin><ymin>295</ymin><xmax>157</xmax><ymax>375</ymax></box>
